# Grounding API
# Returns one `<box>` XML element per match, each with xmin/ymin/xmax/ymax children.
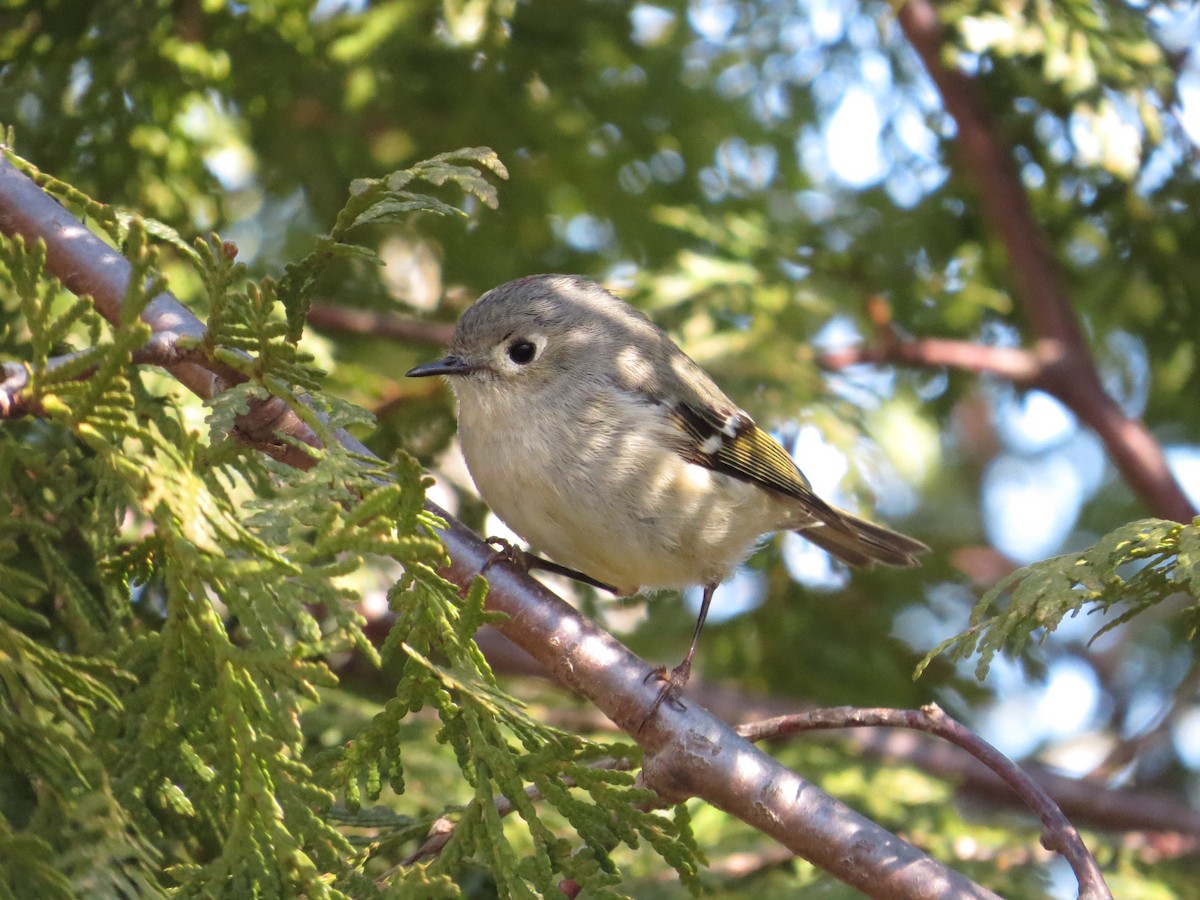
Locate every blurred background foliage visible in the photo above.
<box><xmin>4</xmin><ymin>0</ymin><xmax>1200</xmax><ymax>895</ymax></box>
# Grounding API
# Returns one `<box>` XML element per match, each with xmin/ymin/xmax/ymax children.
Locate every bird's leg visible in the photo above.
<box><xmin>481</xmin><ymin>537</ymin><xmax>617</xmax><ymax>593</ymax></box>
<box><xmin>642</xmin><ymin>583</ymin><xmax>717</xmax><ymax>725</ymax></box>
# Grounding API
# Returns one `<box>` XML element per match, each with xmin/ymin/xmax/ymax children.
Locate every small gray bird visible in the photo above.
<box><xmin>407</xmin><ymin>274</ymin><xmax>926</xmax><ymax>710</ymax></box>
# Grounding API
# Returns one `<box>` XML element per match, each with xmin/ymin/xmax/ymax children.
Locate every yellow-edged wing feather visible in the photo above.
<box><xmin>708</xmin><ymin>419</ymin><xmax>812</xmax><ymax>499</ymax></box>
<box><xmin>608</xmin><ymin>353</ymin><xmax>926</xmax><ymax>567</ymax></box>
<box><xmin>670</xmin><ymin>400</ymin><xmax>843</xmax><ymax>520</ymax></box>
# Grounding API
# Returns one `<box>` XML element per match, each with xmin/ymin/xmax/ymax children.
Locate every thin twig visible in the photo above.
<box><xmin>346</xmin><ymin>606</ymin><xmax>1200</xmax><ymax>839</ymax></box>
<box><xmin>738</xmin><ymin>704</ymin><xmax>1112</xmax><ymax>900</ymax></box>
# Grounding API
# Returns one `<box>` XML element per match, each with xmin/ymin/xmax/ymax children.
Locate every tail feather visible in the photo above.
<box><xmin>797</xmin><ymin>510</ymin><xmax>927</xmax><ymax>568</ymax></box>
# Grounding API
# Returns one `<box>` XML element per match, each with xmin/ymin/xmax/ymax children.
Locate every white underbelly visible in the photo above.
<box><xmin>459</xmin><ymin>391</ymin><xmax>778</xmax><ymax>594</ymax></box>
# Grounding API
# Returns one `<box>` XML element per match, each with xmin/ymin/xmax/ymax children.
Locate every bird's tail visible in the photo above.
<box><xmin>797</xmin><ymin>509</ymin><xmax>927</xmax><ymax>568</ymax></box>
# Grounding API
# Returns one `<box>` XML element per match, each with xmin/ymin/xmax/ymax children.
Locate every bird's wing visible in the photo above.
<box><xmin>669</xmin><ymin>399</ymin><xmax>824</xmax><ymax>504</ymax></box>
<box><xmin>608</xmin><ymin>339</ymin><xmax>844</xmax><ymax>519</ymax></box>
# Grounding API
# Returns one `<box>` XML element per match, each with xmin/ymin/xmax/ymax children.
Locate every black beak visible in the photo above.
<box><xmin>405</xmin><ymin>355</ymin><xmax>478</xmax><ymax>378</ymax></box>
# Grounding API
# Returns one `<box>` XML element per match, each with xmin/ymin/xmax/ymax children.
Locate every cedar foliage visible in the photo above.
<box><xmin>0</xmin><ymin>151</ymin><xmax>699</xmax><ymax>897</ymax></box>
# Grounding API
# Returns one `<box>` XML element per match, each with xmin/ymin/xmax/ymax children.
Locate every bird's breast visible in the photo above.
<box><xmin>456</xmin><ymin>384</ymin><xmax>778</xmax><ymax>593</ymax></box>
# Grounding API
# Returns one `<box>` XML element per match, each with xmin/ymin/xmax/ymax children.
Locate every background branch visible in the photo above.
<box><xmin>307</xmin><ymin>303</ymin><xmax>455</xmax><ymax>346</ymax></box>
<box><xmin>893</xmin><ymin>0</ymin><xmax>1195</xmax><ymax>524</ymax></box>
<box><xmin>817</xmin><ymin>335</ymin><xmax>1043</xmax><ymax>384</ymax></box>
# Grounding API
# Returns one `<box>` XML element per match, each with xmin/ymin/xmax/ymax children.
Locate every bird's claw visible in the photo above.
<box><xmin>481</xmin><ymin>537</ymin><xmax>529</xmax><ymax>574</ymax></box>
<box><xmin>639</xmin><ymin>663</ymin><xmax>691</xmax><ymax>730</ymax></box>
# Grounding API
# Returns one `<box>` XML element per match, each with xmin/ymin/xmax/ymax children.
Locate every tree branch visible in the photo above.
<box><xmin>410</xmin><ymin>635</ymin><xmax>1200</xmax><ymax>838</ymax></box>
<box><xmin>0</xmin><ymin>155</ymin><xmax>334</xmax><ymax>471</ymax></box>
<box><xmin>0</xmin><ymin>157</ymin><xmax>1004</xmax><ymax>899</ymax></box>
<box><xmin>2</xmin><ymin>341</ymin><xmax>212</xmax><ymax>418</ymax></box>
<box><xmin>895</xmin><ymin>0</ymin><xmax>1195</xmax><ymax>524</ymax></box>
<box><xmin>433</xmin><ymin>522</ymin><xmax>1002</xmax><ymax>898</ymax></box>
<box><xmin>306</xmin><ymin>303</ymin><xmax>455</xmax><ymax>346</ymax></box>
<box><xmin>738</xmin><ymin>705</ymin><xmax>1111</xmax><ymax>900</ymax></box>
<box><xmin>817</xmin><ymin>336</ymin><xmax>1043</xmax><ymax>385</ymax></box>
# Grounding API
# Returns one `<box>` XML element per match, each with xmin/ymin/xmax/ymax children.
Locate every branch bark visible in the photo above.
<box><xmin>437</xmin><ymin>637</ymin><xmax>1200</xmax><ymax>838</ymax></box>
<box><xmin>0</xmin><ymin>156</ymin><xmax>1004</xmax><ymax>899</ymax></box>
<box><xmin>891</xmin><ymin>0</ymin><xmax>1195</xmax><ymax>524</ymax></box>
<box><xmin>738</xmin><ymin>705</ymin><xmax>1111</xmax><ymax>900</ymax></box>
<box><xmin>817</xmin><ymin>336</ymin><xmax>1043</xmax><ymax>385</ymax></box>
<box><xmin>307</xmin><ymin>303</ymin><xmax>455</xmax><ymax>346</ymax></box>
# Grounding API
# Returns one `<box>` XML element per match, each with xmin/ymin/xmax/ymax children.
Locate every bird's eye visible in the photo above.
<box><xmin>507</xmin><ymin>339</ymin><xmax>537</xmax><ymax>365</ymax></box>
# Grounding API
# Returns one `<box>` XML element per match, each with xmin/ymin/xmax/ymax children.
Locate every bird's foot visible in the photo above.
<box><xmin>639</xmin><ymin>660</ymin><xmax>692</xmax><ymax>729</ymax></box>
<box><xmin>482</xmin><ymin>537</ymin><xmax>529</xmax><ymax>574</ymax></box>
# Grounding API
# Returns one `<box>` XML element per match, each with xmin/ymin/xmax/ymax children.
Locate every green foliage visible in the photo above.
<box><xmin>921</xmin><ymin>518</ymin><xmax>1200</xmax><ymax>679</ymax></box>
<box><xmin>278</xmin><ymin>148</ymin><xmax>508</xmax><ymax>341</ymax></box>
<box><xmin>947</xmin><ymin>0</ymin><xmax>1170</xmax><ymax>131</ymax></box>
<box><xmin>316</xmin><ymin>558</ymin><xmax>700</xmax><ymax>895</ymax></box>
<box><xmin>0</xmin><ymin>147</ymin><xmax>701</xmax><ymax>896</ymax></box>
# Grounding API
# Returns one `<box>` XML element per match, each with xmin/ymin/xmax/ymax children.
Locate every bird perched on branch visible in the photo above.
<box><xmin>408</xmin><ymin>274</ymin><xmax>926</xmax><ymax>716</ymax></box>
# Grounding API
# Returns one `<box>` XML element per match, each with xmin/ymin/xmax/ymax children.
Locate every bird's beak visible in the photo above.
<box><xmin>405</xmin><ymin>355</ymin><xmax>479</xmax><ymax>378</ymax></box>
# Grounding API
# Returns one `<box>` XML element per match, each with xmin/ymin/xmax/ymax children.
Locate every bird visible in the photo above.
<box><xmin>407</xmin><ymin>274</ymin><xmax>927</xmax><ymax>715</ymax></box>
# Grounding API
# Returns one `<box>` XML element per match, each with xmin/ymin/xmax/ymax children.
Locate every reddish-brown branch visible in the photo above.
<box><xmin>738</xmin><ymin>705</ymin><xmax>1112</xmax><ymax>900</ymax></box>
<box><xmin>898</xmin><ymin>4</ymin><xmax>1079</xmax><ymax>346</ymax></box>
<box><xmin>307</xmin><ymin>304</ymin><xmax>455</xmax><ymax>346</ymax></box>
<box><xmin>894</xmin><ymin>0</ymin><xmax>1195</xmax><ymax>524</ymax></box>
<box><xmin>817</xmin><ymin>337</ymin><xmax>1042</xmax><ymax>384</ymax></box>
<box><xmin>1066</xmin><ymin>394</ymin><xmax>1194</xmax><ymax>522</ymax></box>
<box><xmin>364</xmin><ymin>628</ymin><xmax>1200</xmax><ymax>838</ymax></box>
